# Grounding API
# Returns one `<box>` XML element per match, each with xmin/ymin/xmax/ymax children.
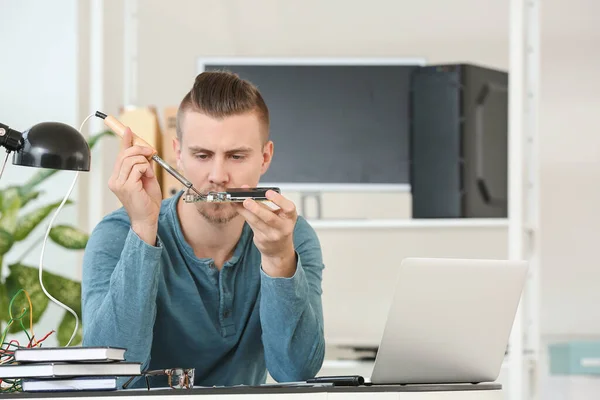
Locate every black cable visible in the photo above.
<box><xmin>0</xmin><ymin>151</ymin><xmax>10</xmax><ymax>181</ymax></box>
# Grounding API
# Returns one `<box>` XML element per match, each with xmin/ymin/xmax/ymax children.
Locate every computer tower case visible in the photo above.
<box><xmin>409</xmin><ymin>64</ymin><xmax>508</xmax><ymax>218</ymax></box>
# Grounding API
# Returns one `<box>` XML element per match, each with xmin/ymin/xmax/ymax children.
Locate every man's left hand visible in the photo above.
<box><xmin>235</xmin><ymin>188</ymin><xmax>298</xmax><ymax>278</ymax></box>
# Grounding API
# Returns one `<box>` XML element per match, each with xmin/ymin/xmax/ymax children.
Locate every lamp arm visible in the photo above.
<box><xmin>0</xmin><ymin>123</ymin><xmax>24</xmax><ymax>152</ymax></box>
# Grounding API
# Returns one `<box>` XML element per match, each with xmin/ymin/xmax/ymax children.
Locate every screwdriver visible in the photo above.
<box><xmin>94</xmin><ymin>111</ymin><xmax>203</xmax><ymax>197</ymax></box>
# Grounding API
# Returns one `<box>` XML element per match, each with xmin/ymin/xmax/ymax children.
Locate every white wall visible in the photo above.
<box><xmin>134</xmin><ymin>0</ymin><xmax>509</xmax><ymax>119</ymax></box>
<box><xmin>0</xmin><ymin>0</ymin><xmax>80</xmax><ymax>347</ymax></box>
<box><xmin>76</xmin><ymin>0</ymin><xmax>126</xmax><ymax>231</ymax></box>
<box><xmin>539</xmin><ymin>22</ymin><xmax>600</xmax><ymax>337</ymax></box>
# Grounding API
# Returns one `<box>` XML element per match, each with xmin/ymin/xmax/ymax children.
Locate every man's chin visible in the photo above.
<box><xmin>197</xmin><ymin>204</ymin><xmax>238</xmax><ymax>224</ymax></box>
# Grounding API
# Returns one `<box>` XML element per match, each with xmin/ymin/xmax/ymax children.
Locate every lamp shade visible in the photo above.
<box><xmin>12</xmin><ymin>122</ymin><xmax>91</xmax><ymax>171</ymax></box>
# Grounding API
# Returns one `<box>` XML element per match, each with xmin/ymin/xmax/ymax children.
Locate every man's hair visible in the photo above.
<box><xmin>176</xmin><ymin>71</ymin><xmax>270</xmax><ymax>142</ymax></box>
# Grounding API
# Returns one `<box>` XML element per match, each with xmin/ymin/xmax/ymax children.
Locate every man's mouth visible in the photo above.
<box><xmin>203</xmin><ymin>187</ymin><xmax>228</xmax><ymax>193</ymax></box>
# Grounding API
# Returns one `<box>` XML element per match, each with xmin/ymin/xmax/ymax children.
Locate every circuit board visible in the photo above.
<box><xmin>183</xmin><ymin>187</ymin><xmax>280</xmax><ymax>203</ymax></box>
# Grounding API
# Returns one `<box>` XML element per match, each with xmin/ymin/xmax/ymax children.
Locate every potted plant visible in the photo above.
<box><xmin>0</xmin><ymin>130</ymin><xmax>114</xmax><ymax>346</ymax></box>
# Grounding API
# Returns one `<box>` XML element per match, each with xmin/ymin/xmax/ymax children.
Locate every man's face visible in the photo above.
<box><xmin>175</xmin><ymin>110</ymin><xmax>273</xmax><ymax>224</ymax></box>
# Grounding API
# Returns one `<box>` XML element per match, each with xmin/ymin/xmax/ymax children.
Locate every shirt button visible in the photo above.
<box><xmin>223</xmin><ymin>310</ymin><xmax>231</xmax><ymax>318</ymax></box>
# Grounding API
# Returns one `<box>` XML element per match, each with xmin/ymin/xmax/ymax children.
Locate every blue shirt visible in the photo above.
<box><xmin>81</xmin><ymin>191</ymin><xmax>325</xmax><ymax>388</ymax></box>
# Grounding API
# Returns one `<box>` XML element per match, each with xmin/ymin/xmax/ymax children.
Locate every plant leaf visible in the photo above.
<box><xmin>39</xmin><ymin>266</ymin><xmax>82</xmax><ymax>316</ymax></box>
<box><xmin>0</xmin><ymin>228</ymin><xmax>15</xmax><ymax>256</ymax></box>
<box><xmin>4</xmin><ymin>263</ymin><xmax>81</xmax><ymax>334</ymax></box>
<box><xmin>19</xmin><ymin>170</ymin><xmax>59</xmax><ymax>199</ymax></box>
<box><xmin>20</xmin><ymin>190</ymin><xmax>43</xmax><ymax>207</ymax></box>
<box><xmin>0</xmin><ymin>186</ymin><xmax>15</xmax><ymax>209</ymax></box>
<box><xmin>0</xmin><ymin>187</ymin><xmax>22</xmax><ymax>234</ymax></box>
<box><xmin>4</xmin><ymin>263</ymin><xmax>50</xmax><ymax>333</ymax></box>
<box><xmin>57</xmin><ymin>311</ymin><xmax>82</xmax><ymax>346</ymax></box>
<box><xmin>0</xmin><ymin>185</ymin><xmax>29</xmax><ymax>208</ymax></box>
<box><xmin>49</xmin><ymin>225</ymin><xmax>89</xmax><ymax>249</ymax></box>
<box><xmin>88</xmin><ymin>130</ymin><xmax>115</xmax><ymax>149</ymax></box>
<box><xmin>0</xmin><ymin>264</ymin><xmax>8</xmax><ymax>322</ymax></box>
<box><xmin>1</xmin><ymin>187</ymin><xmax>21</xmax><ymax>211</ymax></box>
<box><xmin>13</xmin><ymin>200</ymin><xmax>74</xmax><ymax>242</ymax></box>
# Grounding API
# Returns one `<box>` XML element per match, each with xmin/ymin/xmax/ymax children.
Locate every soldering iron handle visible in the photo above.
<box><xmin>103</xmin><ymin>115</ymin><xmax>158</xmax><ymax>155</ymax></box>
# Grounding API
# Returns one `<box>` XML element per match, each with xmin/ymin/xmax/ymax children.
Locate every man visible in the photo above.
<box><xmin>81</xmin><ymin>71</ymin><xmax>325</xmax><ymax>388</ymax></box>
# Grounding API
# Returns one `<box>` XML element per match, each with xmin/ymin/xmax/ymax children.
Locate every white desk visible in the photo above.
<box><xmin>8</xmin><ymin>384</ymin><xmax>502</xmax><ymax>399</ymax></box>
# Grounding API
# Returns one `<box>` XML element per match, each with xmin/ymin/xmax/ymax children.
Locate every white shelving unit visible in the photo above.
<box><xmin>115</xmin><ymin>3</ymin><xmax>540</xmax><ymax>399</ymax></box>
<box><xmin>307</xmin><ymin>218</ymin><xmax>508</xmax><ymax>230</ymax></box>
<box><xmin>508</xmin><ymin>0</ymin><xmax>541</xmax><ymax>399</ymax></box>
<box><xmin>261</xmin><ymin>184</ymin><xmax>411</xmax><ymax>193</ymax></box>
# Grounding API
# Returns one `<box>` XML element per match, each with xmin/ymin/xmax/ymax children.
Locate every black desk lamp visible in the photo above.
<box><xmin>0</xmin><ymin>118</ymin><xmax>92</xmax><ymax>348</ymax></box>
<box><xmin>0</xmin><ymin>121</ymin><xmax>91</xmax><ymax>171</ymax></box>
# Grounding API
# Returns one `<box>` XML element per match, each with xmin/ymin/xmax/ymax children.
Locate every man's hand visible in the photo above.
<box><xmin>235</xmin><ymin>188</ymin><xmax>298</xmax><ymax>278</ymax></box>
<box><xmin>107</xmin><ymin>128</ymin><xmax>162</xmax><ymax>245</ymax></box>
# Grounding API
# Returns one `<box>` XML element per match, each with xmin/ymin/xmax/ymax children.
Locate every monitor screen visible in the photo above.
<box><xmin>199</xmin><ymin>59</ymin><xmax>423</xmax><ymax>188</ymax></box>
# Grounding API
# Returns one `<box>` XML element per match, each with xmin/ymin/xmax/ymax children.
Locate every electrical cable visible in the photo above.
<box><xmin>0</xmin><ymin>152</ymin><xmax>10</xmax><ymax>181</ymax></box>
<box><xmin>37</xmin><ymin>112</ymin><xmax>95</xmax><ymax>346</ymax></box>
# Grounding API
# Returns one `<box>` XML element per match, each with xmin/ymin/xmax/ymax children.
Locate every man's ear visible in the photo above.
<box><xmin>173</xmin><ymin>137</ymin><xmax>182</xmax><ymax>170</ymax></box>
<box><xmin>261</xmin><ymin>141</ymin><xmax>274</xmax><ymax>175</ymax></box>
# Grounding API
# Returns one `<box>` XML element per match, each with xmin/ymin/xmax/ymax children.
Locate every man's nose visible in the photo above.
<box><xmin>208</xmin><ymin>159</ymin><xmax>228</xmax><ymax>185</ymax></box>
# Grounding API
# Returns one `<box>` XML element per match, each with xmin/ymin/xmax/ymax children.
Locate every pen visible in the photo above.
<box><xmin>254</xmin><ymin>382</ymin><xmax>334</xmax><ymax>388</ymax></box>
<box><xmin>306</xmin><ymin>375</ymin><xmax>365</xmax><ymax>386</ymax></box>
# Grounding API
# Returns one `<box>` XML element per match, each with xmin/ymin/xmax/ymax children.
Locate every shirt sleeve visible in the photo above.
<box><xmin>81</xmin><ymin>212</ymin><xmax>163</xmax><ymax>378</ymax></box>
<box><xmin>258</xmin><ymin>217</ymin><xmax>325</xmax><ymax>382</ymax></box>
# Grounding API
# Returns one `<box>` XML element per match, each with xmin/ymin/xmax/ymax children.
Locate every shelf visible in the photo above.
<box><xmin>262</xmin><ymin>183</ymin><xmax>411</xmax><ymax>193</ymax></box>
<box><xmin>307</xmin><ymin>218</ymin><xmax>509</xmax><ymax>229</ymax></box>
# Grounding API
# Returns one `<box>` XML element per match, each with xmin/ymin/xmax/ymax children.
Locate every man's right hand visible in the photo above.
<box><xmin>108</xmin><ymin>128</ymin><xmax>163</xmax><ymax>245</ymax></box>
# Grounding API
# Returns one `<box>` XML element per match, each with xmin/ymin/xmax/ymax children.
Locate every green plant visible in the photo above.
<box><xmin>0</xmin><ymin>130</ymin><xmax>114</xmax><ymax>346</ymax></box>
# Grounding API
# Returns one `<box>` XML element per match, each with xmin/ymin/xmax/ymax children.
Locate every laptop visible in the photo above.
<box><xmin>369</xmin><ymin>257</ymin><xmax>528</xmax><ymax>385</ymax></box>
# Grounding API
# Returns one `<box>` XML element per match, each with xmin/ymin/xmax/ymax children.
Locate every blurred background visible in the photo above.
<box><xmin>0</xmin><ymin>0</ymin><xmax>599</xmax><ymax>399</ymax></box>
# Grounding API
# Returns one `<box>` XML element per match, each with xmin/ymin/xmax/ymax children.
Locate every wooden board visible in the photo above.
<box><xmin>161</xmin><ymin>107</ymin><xmax>183</xmax><ymax>198</ymax></box>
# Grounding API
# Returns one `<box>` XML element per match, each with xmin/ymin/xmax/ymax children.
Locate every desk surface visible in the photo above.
<box><xmin>6</xmin><ymin>384</ymin><xmax>502</xmax><ymax>399</ymax></box>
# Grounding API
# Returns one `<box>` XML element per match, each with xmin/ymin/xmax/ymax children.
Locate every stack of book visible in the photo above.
<box><xmin>0</xmin><ymin>347</ymin><xmax>140</xmax><ymax>392</ymax></box>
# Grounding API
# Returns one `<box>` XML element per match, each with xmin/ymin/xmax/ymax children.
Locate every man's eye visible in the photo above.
<box><xmin>195</xmin><ymin>154</ymin><xmax>209</xmax><ymax>160</ymax></box>
<box><xmin>231</xmin><ymin>154</ymin><xmax>244</xmax><ymax>160</ymax></box>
